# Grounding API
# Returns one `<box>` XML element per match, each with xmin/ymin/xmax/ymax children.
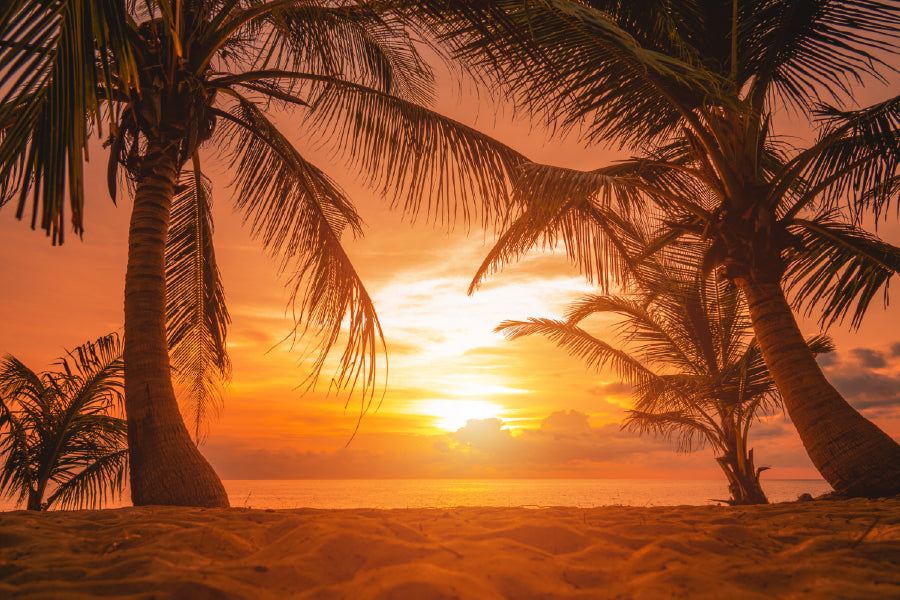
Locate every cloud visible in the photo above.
<box><xmin>445</xmin><ymin>413</ymin><xmax>681</xmax><ymax>475</ymax></box>
<box><xmin>588</xmin><ymin>382</ymin><xmax>632</xmax><ymax>397</ymax></box>
<box><xmin>849</xmin><ymin>348</ymin><xmax>887</xmax><ymax>369</ymax></box>
<box><xmin>829</xmin><ymin>372</ymin><xmax>900</xmax><ymax>411</ymax></box>
<box><xmin>540</xmin><ymin>409</ymin><xmax>593</xmax><ymax>436</ymax></box>
<box><xmin>452</xmin><ymin>418</ymin><xmax>514</xmax><ymax>451</ymax></box>
<box><xmin>817</xmin><ymin>343</ymin><xmax>900</xmax><ymax>418</ymax></box>
<box><xmin>815</xmin><ymin>352</ymin><xmax>839</xmax><ymax>368</ymax></box>
<box><xmin>205</xmin><ymin>408</ymin><xmax>713</xmax><ymax>480</ymax></box>
<box><xmin>747</xmin><ymin>418</ymin><xmax>795</xmax><ymax>441</ymax></box>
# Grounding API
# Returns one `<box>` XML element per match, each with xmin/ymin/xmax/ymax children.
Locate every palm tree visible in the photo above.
<box><xmin>0</xmin><ymin>1</ymin><xmax>523</xmax><ymax>506</ymax></box>
<box><xmin>411</xmin><ymin>0</ymin><xmax>900</xmax><ymax>497</ymax></box>
<box><xmin>0</xmin><ymin>334</ymin><xmax>128</xmax><ymax>511</ymax></box>
<box><xmin>497</xmin><ymin>240</ymin><xmax>833</xmax><ymax>505</ymax></box>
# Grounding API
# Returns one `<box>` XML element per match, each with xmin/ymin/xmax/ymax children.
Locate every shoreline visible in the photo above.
<box><xmin>2</xmin><ymin>498</ymin><xmax>898</xmax><ymax>598</ymax></box>
<box><xmin>0</xmin><ymin>478</ymin><xmax>834</xmax><ymax>512</ymax></box>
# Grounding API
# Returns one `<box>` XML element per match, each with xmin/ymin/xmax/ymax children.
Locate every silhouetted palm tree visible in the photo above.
<box><xmin>0</xmin><ymin>334</ymin><xmax>127</xmax><ymax>511</ymax></box>
<box><xmin>498</xmin><ymin>240</ymin><xmax>832</xmax><ymax>505</ymax></box>
<box><xmin>413</xmin><ymin>0</ymin><xmax>900</xmax><ymax>496</ymax></box>
<box><xmin>0</xmin><ymin>1</ymin><xmax>523</xmax><ymax>506</ymax></box>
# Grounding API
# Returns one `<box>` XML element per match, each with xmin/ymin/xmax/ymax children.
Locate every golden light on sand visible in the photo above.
<box><xmin>417</xmin><ymin>399</ymin><xmax>506</xmax><ymax>431</ymax></box>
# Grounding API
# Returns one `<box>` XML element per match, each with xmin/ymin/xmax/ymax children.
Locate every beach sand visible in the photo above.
<box><xmin>1</xmin><ymin>498</ymin><xmax>898</xmax><ymax>599</ymax></box>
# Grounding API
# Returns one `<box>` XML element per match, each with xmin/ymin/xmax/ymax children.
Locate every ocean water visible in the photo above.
<box><xmin>224</xmin><ymin>478</ymin><xmax>833</xmax><ymax>509</ymax></box>
<box><xmin>0</xmin><ymin>479</ymin><xmax>832</xmax><ymax>511</ymax></box>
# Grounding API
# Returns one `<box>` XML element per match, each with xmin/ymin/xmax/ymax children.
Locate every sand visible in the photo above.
<box><xmin>1</xmin><ymin>498</ymin><xmax>898</xmax><ymax>599</ymax></box>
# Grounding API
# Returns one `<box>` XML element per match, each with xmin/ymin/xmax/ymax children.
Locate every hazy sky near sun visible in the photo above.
<box><xmin>2</xmin><ymin>56</ymin><xmax>899</xmax><ymax>482</ymax></box>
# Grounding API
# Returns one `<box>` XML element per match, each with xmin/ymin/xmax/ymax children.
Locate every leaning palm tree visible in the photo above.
<box><xmin>0</xmin><ymin>334</ymin><xmax>128</xmax><ymax>511</ymax></box>
<box><xmin>498</xmin><ymin>239</ymin><xmax>832</xmax><ymax>505</ymax></box>
<box><xmin>410</xmin><ymin>0</ymin><xmax>900</xmax><ymax>496</ymax></box>
<box><xmin>0</xmin><ymin>1</ymin><xmax>523</xmax><ymax>506</ymax></box>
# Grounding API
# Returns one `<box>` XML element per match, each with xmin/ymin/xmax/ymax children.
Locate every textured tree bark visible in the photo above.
<box><xmin>124</xmin><ymin>138</ymin><xmax>229</xmax><ymax>507</ymax></box>
<box><xmin>26</xmin><ymin>487</ymin><xmax>43</xmax><ymax>511</ymax></box>
<box><xmin>716</xmin><ymin>451</ymin><xmax>768</xmax><ymax>505</ymax></box>
<box><xmin>738</xmin><ymin>278</ymin><xmax>900</xmax><ymax>497</ymax></box>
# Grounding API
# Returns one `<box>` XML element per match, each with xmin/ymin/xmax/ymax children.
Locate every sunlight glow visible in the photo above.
<box><xmin>417</xmin><ymin>399</ymin><xmax>505</xmax><ymax>431</ymax></box>
<box><xmin>373</xmin><ymin>275</ymin><xmax>593</xmax><ymax>361</ymax></box>
<box><xmin>447</xmin><ymin>381</ymin><xmax>531</xmax><ymax>398</ymax></box>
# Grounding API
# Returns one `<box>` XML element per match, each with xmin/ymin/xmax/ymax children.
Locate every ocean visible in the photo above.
<box><xmin>224</xmin><ymin>478</ymin><xmax>832</xmax><ymax>509</ymax></box>
<box><xmin>1</xmin><ymin>478</ymin><xmax>832</xmax><ymax>511</ymax></box>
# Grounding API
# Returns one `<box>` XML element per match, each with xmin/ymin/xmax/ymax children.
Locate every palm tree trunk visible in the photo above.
<box><xmin>716</xmin><ymin>449</ymin><xmax>768</xmax><ymax>505</ymax></box>
<box><xmin>26</xmin><ymin>487</ymin><xmax>43</xmax><ymax>511</ymax></box>
<box><xmin>738</xmin><ymin>278</ymin><xmax>900</xmax><ymax>497</ymax></box>
<box><xmin>124</xmin><ymin>138</ymin><xmax>229</xmax><ymax>507</ymax></box>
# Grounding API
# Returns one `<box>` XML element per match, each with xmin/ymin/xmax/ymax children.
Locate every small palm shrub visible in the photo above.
<box><xmin>0</xmin><ymin>334</ymin><xmax>127</xmax><ymax>510</ymax></box>
<box><xmin>498</xmin><ymin>245</ymin><xmax>832</xmax><ymax>505</ymax></box>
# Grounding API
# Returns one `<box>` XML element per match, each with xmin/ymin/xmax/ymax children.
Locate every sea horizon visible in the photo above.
<box><xmin>1</xmin><ymin>478</ymin><xmax>833</xmax><ymax>512</ymax></box>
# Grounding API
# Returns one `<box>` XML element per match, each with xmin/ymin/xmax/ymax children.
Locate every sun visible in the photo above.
<box><xmin>418</xmin><ymin>399</ymin><xmax>505</xmax><ymax>432</ymax></box>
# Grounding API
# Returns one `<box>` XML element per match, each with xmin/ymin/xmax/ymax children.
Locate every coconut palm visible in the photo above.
<box><xmin>0</xmin><ymin>1</ymin><xmax>523</xmax><ymax>506</ymax></box>
<box><xmin>409</xmin><ymin>0</ymin><xmax>900</xmax><ymax>496</ymax></box>
<box><xmin>0</xmin><ymin>334</ymin><xmax>127</xmax><ymax>511</ymax></box>
<box><xmin>498</xmin><ymin>238</ymin><xmax>833</xmax><ymax>505</ymax></box>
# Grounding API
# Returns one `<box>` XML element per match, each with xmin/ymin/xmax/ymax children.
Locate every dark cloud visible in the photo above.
<box><xmin>816</xmin><ymin>344</ymin><xmax>900</xmax><ymax>416</ymax></box>
<box><xmin>829</xmin><ymin>372</ymin><xmax>900</xmax><ymax>412</ymax></box>
<box><xmin>748</xmin><ymin>418</ymin><xmax>794</xmax><ymax>441</ymax></box>
<box><xmin>753</xmin><ymin>444</ymin><xmax>818</xmax><ymax>470</ymax></box>
<box><xmin>815</xmin><ymin>352</ymin><xmax>839</xmax><ymax>368</ymax></box>
<box><xmin>850</xmin><ymin>348</ymin><xmax>887</xmax><ymax>369</ymax></box>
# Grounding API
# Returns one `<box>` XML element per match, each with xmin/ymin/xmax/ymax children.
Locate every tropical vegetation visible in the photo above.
<box><xmin>412</xmin><ymin>0</ymin><xmax>900</xmax><ymax>496</ymax></box>
<box><xmin>0</xmin><ymin>334</ymin><xmax>127</xmax><ymax>511</ymax></box>
<box><xmin>498</xmin><ymin>235</ymin><xmax>833</xmax><ymax>505</ymax></box>
<box><xmin>0</xmin><ymin>1</ymin><xmax>523</xmax><ymax>506</ymax></box>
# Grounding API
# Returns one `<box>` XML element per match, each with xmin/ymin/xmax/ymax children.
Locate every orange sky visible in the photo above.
<box><xmin>2</xmin><ymin>65</ymin><xmax>899</xmax><ymax>483</ymax></box>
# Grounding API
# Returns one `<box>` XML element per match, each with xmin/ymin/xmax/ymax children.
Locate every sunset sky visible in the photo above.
<box><xmin>2</xmin><ymin>64</ymin><xmax>899</xmax><ymax>483</ymax></box>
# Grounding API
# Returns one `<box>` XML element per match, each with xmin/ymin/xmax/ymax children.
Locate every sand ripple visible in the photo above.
<box><xmin>1</xmin><ymin>498</ymin><xmax>898</xmax><ymax>599</ymax></box>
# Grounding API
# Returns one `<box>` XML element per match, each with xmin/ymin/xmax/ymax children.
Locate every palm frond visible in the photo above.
<box><xmin>806</xmin><ymin>333</ymin><xmax>836</xmax><ymax>357</ymax></box>
<box><xmin>744</xmin><ymin>1</ymin><xmax>900</xmax><ymax>112</ymax></box>
<box><xmin>731</xmin><ymin>338</ymin><xmax>780</xmax><ymax>409</ymax></box>
<box><xmin>53</xmin><ymin>334</ymin><xmax>124</xmax><ymax>427</ymax></box>
<box><xmin>215</xmin><ymin>95</ymin><xmax>384</xmax><ymax>412</ymax></box>
<box><xmin>306</xmin><ymin>73</ymin><xmax>526</xmax><ymax>230</ymax></box>
<box><xmin>622</xmin><ymin>409</ymin><xmax>716</xmax><ymax>453</ymax></box>
<box><xmin>468</xmin><ymin>164</ymin><xmax>652</xmax><ymax>293</ymax></box>
<box><xmin>498</xmin><ymin>237</ymin><xmax>787</xmax><ymax>482</ymax></box>
<box><xmin>45</xmin><ymin>447</ymin><xmax>128</xmax><ymax>510</ymax></box>
<box><xmin>57</xmin><ymin>332</ymin><xmax>122</xmax><ymax>386</ymax></box>
<box><xmin>165</xmin><ymin>165</ymin><xmax>231</xmax><ymax>444</ymax></box>
<box><xmin>407</xmin><ymin>0</ymin><xmax>722</xmax><ymax>146</ymax></box>
<box><xmin>0</xmin><ymin>333</ymin><xmax>126</xmax><ymax>509</ymax></box>
<box><xmin>0</xmin><ymin>393</ymin><xmax>34</xmax><ymax>505</ymax></box>
<box><xmin>0</xmin><ymin>0</ymin><xmax>135</xmax><ymax>242</ymax></box>
<box><xmin>466</xmin><ymin>149</ymin><xmax>720</xmax><ymax>296</ymax></box>
<box><xmin>564</xmin><ymin>291</ymin><xmax>705</xmax><ymax>376</ymax></box>
<box><xmin>786</xmin><ymin>214</ymin><xmax>900</xmax><ymax>329</ymax></box>
<box><xmin>788</xmin><ymin>95</ymin><xmax>900</xmax><ymax>220</ymax></box>
<box><xmin>254</xmin><ymin>2</ymin><xmax>435</xmax><ymax>104</ymax></box>
<box><xmin>495</xmin><ymin>317</ymin><xmax>656</xmax><ymax>384</ymax></box>
<box><xmin>0</xmin><ymin>354</ymin><xmax>44</xmax><ymax>401</ymax></box>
